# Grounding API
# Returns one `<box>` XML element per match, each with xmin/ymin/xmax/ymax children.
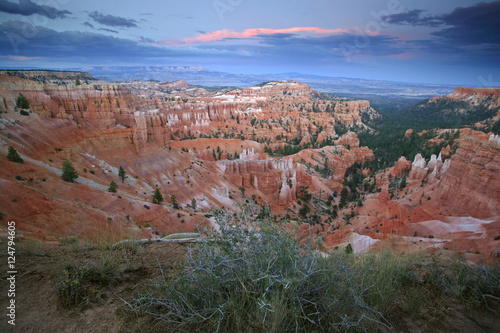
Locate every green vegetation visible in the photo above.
<box><xmin>118</xmin><ymin>166</ymin><xmax>127</xmax><ymax>183</ymax></box>
<box><xmin>56</xmin><ymin>254</ymin><xmax>117</xmax><ymax>307</ymax></box>
<box><xmin>358</xmin><ymin>100</ymin><xmax>466</xmax><ymax>170</ymax></box>
<box><xmin>16</xmin><ymin>93</ymin><xmax>30</xmax><ymax>109</ymax></box>
<box><xmin>108</xmin><ymin>180</ymin><xmax>118</xmax><ymax>193</ymax></box>
<box><xmin>61</xmin><ymin>159</ymin><xmax>79</xmax><ymax>182</ymax></box>
<box><xmin>126</xmin><ymin>210</ymin><xmax>500</xmax><ymax>332</ymax></box>
<box><xmin>170</xmin><ymin>194</ymin><xmax>179</xmax><ymax>209</ymax></box>
<box><xmin>7</xmin><ymin>146</ymin><xmax>23</xmax><ymax>163</ymax></box>
<box><xmin>152</xmin><ymin>188</ymin><xmax>163</xmax><ymax>204</ymax></box>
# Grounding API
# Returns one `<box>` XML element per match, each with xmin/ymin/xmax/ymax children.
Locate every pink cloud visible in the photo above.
<box><xmin>1</xmin><ymin>55</ymin><xmax>39</xmax><ymax>61</ymax></box>
<box><xmin>159</xmin><ymin>27</ymin><xmax>379</xmax><ymax>46</ymax></box>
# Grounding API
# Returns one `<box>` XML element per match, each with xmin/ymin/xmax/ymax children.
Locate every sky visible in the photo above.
<box><xmin>0</xmin><ymin>0</ymin><xmax>499</xmax><ymax>86</ymax></box>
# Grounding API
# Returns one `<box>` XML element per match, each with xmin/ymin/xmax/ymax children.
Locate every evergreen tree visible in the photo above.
<box><xmin>16</xmin><ymin>93</ymin><xmax>30</xmax><ymax>109</ymax></box>
<box><xmin>61</xmin><ymin>159</ymin><xmax>78</xmax><ymax>182</ymax></box>
<box><xmin>191</xmin><ymin>198</ymin><xmax>197</xmax><ymax>211</ymax></box>
<box><xmin>399</xmin><ymin>175</ymin><xmax>407</xmax><ymax>189</ymax></box>
<box><xmin>108</xmin><ymin>180</ymin><xmax>118</xmax><ymax>193</ymax></box>
<box><xmin>170</xmin><ymin>194</ymin><xmax>179</xmax><ymax>209</ymax></box>
<box><xmin>339</xmin><ymin>187</ymin><xmax>348</xmax><ymax>208</ymax></box>
<box><xmin>118</xmin><ymin>166</ymin><xmax>127</xmax><ymax>183</ymax></box>
<box><xmin>7</xmin><ymin>146</ymin><xmax>23</xmax><ymax>164</ymax></box>
<box><xmin>152</xmin><ymin>188</ymin><xmax>163</xmax><ymax>204</ymax></box>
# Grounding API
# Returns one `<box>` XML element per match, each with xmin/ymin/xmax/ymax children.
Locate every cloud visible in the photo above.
<box><xmin>168</xmin><ymin>27</ymin><xmax>378</xmax><ymax>45</ymax></box>
<box><xmin>88</xmin><ymin>11</ymin><xmax>138</xmax><ymax>28</ymax></box>
<box><xmin>432</xmin><ymin>1</ymin><xmax>500</xmax><ymax>46</ymax></box>
<box><xmin>83</xmin><ymin>22</ymin><xmax>95</xmax><ymax>29</ymax></box>
<box><xmin>383</xmin><ymin>2</ymin><xmax>500</xmax><ymax>46</ymax></box>
<box><xmin>0</xmin><ymin>21</ymin><xmax>158</xmax><ymax>59</ymax></box>
<box><xmin>381</xmin><ymin>9</ymin><xmax>443</xmax><ymax>27</ymax></box>
<box><xmin>99</xmin><ymin>28</ymin><xmax>118</xmax><ymax>34</ymax></box>
<box><xmin>0</xmin><ymin>0</ymin><xmax>71</xmax><ymax>19</ymax></box>
<box><xmin>0</xmin><ymin>55</ymin><xmax>38</xmax><ymax>61</ymax></box>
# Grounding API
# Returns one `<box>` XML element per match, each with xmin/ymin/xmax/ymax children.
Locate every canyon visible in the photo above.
<box><xmin>0</xmin><ymin>71</ymin><xmax>499</xmax><ymax>262</ymax></box>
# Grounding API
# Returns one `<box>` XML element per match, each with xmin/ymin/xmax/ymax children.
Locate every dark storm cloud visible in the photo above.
<box><xmin>381</xmin><ymin>9</ymin><xmax>443</xmax><ymax>27</ymax></box>
<box><xmin>0</xmin><ymin>21</ymin><xmax>162</xmax><ymax>59</ymax></box>
<box><xmin>0</xmin><ymin>20</ymin><xmax>236</xmax><ymax>63</ymax></box>
<box><xmin>88</xmin><ymin>11</ymin><xmax>138</xmax><ymax>28</ymax></box>
<box><xmin>0</xmin><ymin>0</ymin><xmax>71</xmax><ymax>19</ymax></box>
<box><xmin>383</xmin><ymin>1</ymin><xmax>500</xmax><ymax>46</ymax></box>
<box><xmin>432</xmin><ymin>1</ymin><xmax>500</xmax><ymax>46</ymax></box>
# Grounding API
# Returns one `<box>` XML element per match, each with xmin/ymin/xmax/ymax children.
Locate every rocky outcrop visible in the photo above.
<box><xmin>392</xmin><ymin>156</ymin><xmax>412</xmax><ymax>177</ymax></box>
<box><xmin>334</xmin><ymin>131</ymin><xmax>360</xmax><ymax>148</ymax></box>
<box><xmin>409</xmin><ymin>154</ymin><xmax>428</xmax><ymax>180</ymax></box>
<box><xmin>160</xmin><ymin>80</ymin><xmax>190</xmax><ymax>89</ymax></box>
<box><xmin>437</xmin><ymin>138</ymin><xmax>500</xmax><ymax>218</ymax></box>
<box><xmin>242</xmin><ymin>81</ymin><xmax>313</xmax><ymax>98</ymax></box>
<box><xmin>222</xmin><ymin>159</ymin><xmax>281</xmax><ymax>196</ymax></box>
<box><xmin>447</xmin><ymin>87</ymin><xmax>500</xmax><ymax>99</ymax></box>
<box><xmin>0</xmin><ymin>70</ymin><xmax>97</xmax><ymax>84</ymax></box>
<box><xmin>429</xmin><ymin>87</ymin><xmax>500</xmax><ymax>121</ymax></box>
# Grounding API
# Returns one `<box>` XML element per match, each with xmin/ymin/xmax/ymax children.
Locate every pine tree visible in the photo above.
<box><xmin>108</xmin><ymin>180</ymin><xmax>118</xmax><ymax>193</ymax></box>
<box><xmin>16</xmin><ymin>93</ymin><xmax>30</xmax><ymax>109</ymax></box>
<box><xmin>61</xmin><ymin>159</ymin><xmax>78</xmax><ymax>182</ymax></box>
<box><xmin>118</xmin><ymin>166</ymin><xmax>127</xmax><ymax>183</ymax></box>
<box><xmin>191</xmin><ymin>198</ymin><xmax>197</xmax><ymax>211</ymax></box>
<box><xmin>170</xmin><ymin>195</ymin><xmax>179</xmax><ymax>209</ymax></box>
<box><xmin>7</xmin><ymin>146</ymin><xmax>23</xmax><ymax>164</ymax></box>
<box><xmin>399</xmin><ymin>175</ymin><xmax>407</xmax><ymax>189</ymax></box>
<box><xmin>152</xmin><ymin>188</ymin><xmax>163</xmax><ymax>204</ymax></box>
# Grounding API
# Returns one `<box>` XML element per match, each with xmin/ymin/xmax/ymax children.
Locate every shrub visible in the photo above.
<box><xmin>19</xmin><ymin>110</ymin><xmax>29</xmax><ymax>116</ymax></box>
<box><xmin>125</xmin><ymin>207</ymin><xmax>500</xmax><ymax>332</ymax></box>
<box><xmin>7</xmin><ymin>146</ymin><xmax>23</xmax><ymax>163</ymax></box>
<box><xmin>108</xmin><ymin>180</ymin><xmax>118</xmax><ymax>193</ymax></box>
<box><xmin>56</xmin><ymin>255</ymin><xmax>117</xmax><ymax>307</ymax></box>
<box><xmin>16</xmin><ymin>93</ymin><xmax>30</xmax><ymax>109</ymax></box>
<box><xmin>127</xmin><ymin>208</ymin><xmax>399</xmax><ymax>331</ymax></box>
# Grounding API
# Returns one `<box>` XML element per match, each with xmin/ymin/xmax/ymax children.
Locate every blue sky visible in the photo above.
<box><xmin>0</xmin><ymin>0</ymin><xmax>499</xmax><ymax>86</ymax></box>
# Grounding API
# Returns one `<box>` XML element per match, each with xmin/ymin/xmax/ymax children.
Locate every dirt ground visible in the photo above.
<box><xmin>0</xmin><ymin>236</ymin><xmax>498</xmax><ymax>333</ymax></box>
<box><xmin>0</xmin><ymin>238</ymin><xmax>189</xmax><ymax>333</ymax></box>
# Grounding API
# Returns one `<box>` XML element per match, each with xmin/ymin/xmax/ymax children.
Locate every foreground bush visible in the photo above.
<box><xmin>126</xmin><ymin>208</ymin><xmax>500</xmax><ymax>332</ymax></box>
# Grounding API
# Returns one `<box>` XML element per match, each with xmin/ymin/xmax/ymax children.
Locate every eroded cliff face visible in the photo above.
<box><xmin>241</xmin><ymin>81</ymin><xmax>313</xmax><ymax>97</ymax></box>
<box><xmin>0</xmin><ymin>72</ymin><xmax>383</xmax><ymax>243</ymax></box>
<box><xmin>437</xmin><ymin>138</ymin><xmax>500</xmax><ymax>218</ymax></box>
<box><xmin>429</xmin><ymin>86</ymin><xmax>500</xmax><ymax>122</ymax></box>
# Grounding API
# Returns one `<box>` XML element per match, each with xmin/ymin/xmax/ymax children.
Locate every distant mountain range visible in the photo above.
<box><xmin>71</xmin><ymin>66</ymin><xmax>456</xmax><ymax>100</ymax></box>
